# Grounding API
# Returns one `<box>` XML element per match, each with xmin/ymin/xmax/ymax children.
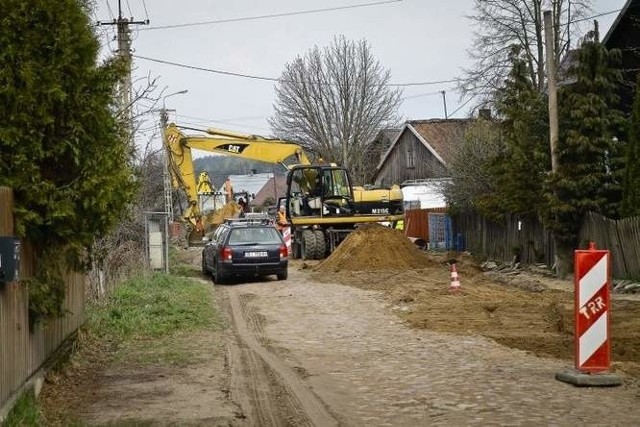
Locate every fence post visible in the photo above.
<box><xmin>0</xmin><ymin>187</ymin><xmax>14</xmax><ymax>235</ymax></box>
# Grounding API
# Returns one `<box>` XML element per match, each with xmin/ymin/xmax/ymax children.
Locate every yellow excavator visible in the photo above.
<box><xmin>164</xmin><ymin>123</ymin><xmax>404</xmax><ymax>259</ymax></box>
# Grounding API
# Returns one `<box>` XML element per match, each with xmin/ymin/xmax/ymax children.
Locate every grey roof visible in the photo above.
<box><xmin>227</xmin><ymin>173</ymin><xmax>274</xmax><ymax>196</ymax></box>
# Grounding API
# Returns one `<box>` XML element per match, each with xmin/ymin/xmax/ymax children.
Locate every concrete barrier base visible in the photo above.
<box><xmin>555</xmin><ymin>369</ymin><xmax>623</xmax><ymax>387</ymax></box>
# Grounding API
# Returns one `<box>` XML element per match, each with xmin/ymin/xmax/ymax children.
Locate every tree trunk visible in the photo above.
<box><xmin>554</xmin><ymin>240</ymin><xmax>574</xmax><ymax>279</ymax></box>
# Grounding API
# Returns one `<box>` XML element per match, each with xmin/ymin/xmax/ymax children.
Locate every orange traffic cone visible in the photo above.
<box><xmin>450</xmin><ymin>263</ymin><xmax>461</xmax><ymax>292</ymax></box>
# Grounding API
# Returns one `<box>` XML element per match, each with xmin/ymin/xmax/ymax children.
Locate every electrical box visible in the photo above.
<box><xmin>0</xmin><ymin>236</ymin><xmax>21</xmax><ymax>284</ymax></box>
<box><xmin>149</xmin><ymin>231</ymin><xmax>164</xmax><ymax>270</ymax></box>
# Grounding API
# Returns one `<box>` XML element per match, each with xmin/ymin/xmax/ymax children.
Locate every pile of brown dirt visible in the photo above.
<box><xmin>316</xmin><ymin>224</ymin><xmax>438</xmax><ymax>272</ymax></box>
<box><xmin>204</xmin><ymin>202</ymin><xmax>242</xmax><ymax>232</ymax></box>
<box><xmin>427</xmin><ymin>251</ymin><xmax>484</xmax><ymax>277</ymax></box>
<box><xmin>311</xmin><ymin>262</ymin><xmax>640</xmax><ymax>380</ymax></box>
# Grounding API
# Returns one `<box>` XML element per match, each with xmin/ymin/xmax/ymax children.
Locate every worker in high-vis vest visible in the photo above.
<box><xmin>395</xmin><ymin>219</ymin><xmax>404</xmax><ymax>230</ymax></box>
<box><xmin>276</xmin><ymin>205</ymin><xmax>287</xmax><ymax>233</ymax></box>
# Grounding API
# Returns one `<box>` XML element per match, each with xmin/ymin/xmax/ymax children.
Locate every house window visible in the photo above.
<box><xmin>406</xmin><ymin>140</ymin><xmax>415</xmax><ymax>168</ymax></box>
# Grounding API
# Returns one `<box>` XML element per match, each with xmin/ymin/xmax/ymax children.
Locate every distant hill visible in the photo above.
<box><xmin>194</xmin><ymin>155</ymin><xmax>287</xmax><ymax>189</ymax></box>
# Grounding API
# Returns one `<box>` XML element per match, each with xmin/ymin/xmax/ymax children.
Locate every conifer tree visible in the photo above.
<box><xmin>544</xmin><ymin>34</ymin><xmax>625</xmax><ymax>249</ymax></box>
<box><xmin>0</xmin><ymin>0</ymin><xmax>137</xmax><ymax>321</ymax></box>
<box><xmin>493</xmin><ymin>46</ymin><xmax>550</xmax><ymax>218</ymax></box>
<box><xmin>621</xmin><ymin>74</ymin><xmax>640</xmax><ymax>217</ymax></box>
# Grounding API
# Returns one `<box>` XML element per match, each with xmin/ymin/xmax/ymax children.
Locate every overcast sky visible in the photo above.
<box><xmin>92</xmin><ymin>0</ymin><xmax>626</xmax><ymax>150</ymax></box>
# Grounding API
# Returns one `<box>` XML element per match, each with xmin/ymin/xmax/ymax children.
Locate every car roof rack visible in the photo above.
<box><xmin>242</xmin><ymin>212</ymin><xmax>271</xmax><ymax>219</ymax></box>
<box><xmin>224</xmin><ymin>216</ymin><xmax>274</xmax><ymax>227</ymax></box>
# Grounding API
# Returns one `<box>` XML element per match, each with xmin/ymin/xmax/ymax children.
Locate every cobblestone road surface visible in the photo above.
<box><xmin>231</xmin><ymin>266</ymin><xmax>640</xmax><ymax>426</ymax></box>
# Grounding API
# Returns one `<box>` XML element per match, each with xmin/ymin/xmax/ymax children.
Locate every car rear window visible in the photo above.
<box><xmin>228</xmin><ymin>227</ymin><xmax>282</xmax><ymax>245</ymax></box>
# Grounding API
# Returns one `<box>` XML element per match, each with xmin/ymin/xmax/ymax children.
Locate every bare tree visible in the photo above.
<box><xmin>443</xmin><ymin>119</ymin><xmax>503</xmax><ymax>213</ymax></box>
<box><xmin>269</xmin><ymin>35</ymin><xmax>402</xmax><ymax>185</ymax></box>
<box><xmin>461</xmin><ymin>0</ymin><xmax>592</xmax><ymax>102</ymax></box>
<box><xmin>89</xmin><ymin>71</ymin><xmax>167</xmax><ymax>298</ymax></box>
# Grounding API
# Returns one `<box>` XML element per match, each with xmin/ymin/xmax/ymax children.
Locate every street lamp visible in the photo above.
<box><xmin>162</xmin><ymin>89</ymin><xmax>188</xmax><ymax>111</ymax></box>
<box><xmin>160</xmin><ymin>89</ymin><xmax>188</xmax><ymax>132</ymax></box>
<box><xmin>160</xmin><ymin>89</ymin><xmax>188</xmax><ymax>224</ymax></box>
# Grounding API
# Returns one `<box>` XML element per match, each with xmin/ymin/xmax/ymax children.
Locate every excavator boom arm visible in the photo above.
<box><xmin>166</xmin><ymin>124</ymin><xmax>311</xmax><ymax>168</ymax></box>
<box><xmin>164</xmin><ymin>123</ymin><xmax>312</xmax><ymax>232</ymax></box>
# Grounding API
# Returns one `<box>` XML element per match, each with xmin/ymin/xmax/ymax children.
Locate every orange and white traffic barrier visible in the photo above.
<box><xmin>450</xmin><ymin>263</ymin><xmax>461</xmax><ymax>292</ymax></box>
<box><xmin>574</xmin><ymin>241</ymin><xmax>611</xmax><ymax>372</ymax></box>
<box><xmin>282</xmin><ymin>226</ymin><xmax>292</xmax><ymax>257</ymax></box>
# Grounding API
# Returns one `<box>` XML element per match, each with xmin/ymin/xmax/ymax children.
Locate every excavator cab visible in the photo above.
<box><xmin>286</xmin><ymin>166</ymin><xmax>354</xmax><ymax>218</ymax></box>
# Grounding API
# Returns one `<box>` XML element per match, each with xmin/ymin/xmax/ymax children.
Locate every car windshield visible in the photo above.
<box><xmin>228</xmin><ymin>227</ymin><xmax>282</xmax><ymax>245</ymax></box>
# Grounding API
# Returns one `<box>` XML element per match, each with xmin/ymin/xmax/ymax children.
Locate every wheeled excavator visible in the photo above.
<box><xmin>164</xmin><ymin>123</ymin><xmax>404</xmax><ymax>259</ymax></box>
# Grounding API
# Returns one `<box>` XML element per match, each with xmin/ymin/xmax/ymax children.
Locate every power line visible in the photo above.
<box><xmin>448</xmin><ymin>96</ymin><xmax>476</xmax><ymax>118</ymax></box>
<box><xmin>141</xmin><ymin>0</ymin><xmax>150</xmax><ymax>22</ymax></box>
<box><xmin>134</xmin><ymin>55</ymin><xmax>278</xmax><ymax>81</ymax></box>
<box><xmin>393</xmin><ymin>79</ymin><xmax>458</xmax><ymax>87</ymax></box>
<box><xmin>140</xmin><ymin>0</ymin><xmax>402</xmax><ymax>31</ymax></box>
<box><xmin>569</xmin><ymin>9</ymin><xmax>622</xmax><ymax>24</ymax></box>
<box><xmin>177</xmin><ymin>113</ymin><xmax>268</xmax><ymax>123</ymax></box>
<box><xmin>133</xmin><ymin>54</ymin><xmax>459</xmax><ymax>87</ymax></box>
<box><xmin>402</xmin><ymin>91</ymin><xmax>446</xmax><ymax>100</ymax></box>
<box><xmin>125</xmin><ymin>0</ymin><xmax>133</xmax><ymax>18</ymax></box>
<box><xmin>177</xmin><ymin>119</ymin><xmax>270</xmax><ymax>135</ymax></box>
<box><xmin>104</xmin><ymin>0</ymin><xmax>114</xmax><ymax>20</ymax></box>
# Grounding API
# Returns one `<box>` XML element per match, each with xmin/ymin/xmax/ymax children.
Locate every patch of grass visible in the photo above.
<box><xmin>88</xmin><ymin>273</ymin><xmax>218</xmax><ymax>343</ymax></box>
<box><xmin>4</xmin><ymin>389</ymin><xmax>41</xmax><ymax>427</ymax></box>
<box><xmin>116</xmin><ymin>331</ymin><xmax>217</xmax><ymax>367</ymax></box>
<box><xmin>169</xmin><ymin>246</ymin><xmax>201</xmax><ymax>277</ymax></box>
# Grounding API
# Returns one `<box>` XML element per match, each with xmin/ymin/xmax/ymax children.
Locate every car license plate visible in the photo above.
<box><xmin>245</xmin><ymin>251</ymin><xmax>267</xmax><ymax>258</ymax></box>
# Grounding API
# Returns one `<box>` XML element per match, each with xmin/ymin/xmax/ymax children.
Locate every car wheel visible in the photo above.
<box><xmin>202</xmin><ymin>256</ymin><xmax>210</xmax><ymax>276</ymax></box>
<box><xmin>214</xmin><ymin>262</ymin><xmax>226</xmax><ymax>284</ymax></box>
<box><xmin>277</xmin><ymin>270</ymin><xmax>288</xmax><ymax>280</ymax></box>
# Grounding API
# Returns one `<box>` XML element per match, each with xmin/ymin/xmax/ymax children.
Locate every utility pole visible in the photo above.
<box><xmin>160</xmin><ymin>109</ymin><xmax>173</xmax><ymax>223</ymax></box>
<box><xmin>544</xmin><ymin>10</ymin><xmax>559</xmax><ymax>174</ymax></box>
<box><xmin>441</xmin><ymin>90</ymin><xmax>448</xmax><ymax>119</ymax></box>
<box><xmin>545</xmin><ymin>9</ymin><xmax>565</xmax><ymax>276</ymax></box>
<box><xmin>98</xmin><ymin>1</ymin><xmax>149</xmax><ymax>140</ymax></box>
<box><xmin>272</xmin><ymin>167</ymin><xmax>278</xmax><ymax>205</ymax></box>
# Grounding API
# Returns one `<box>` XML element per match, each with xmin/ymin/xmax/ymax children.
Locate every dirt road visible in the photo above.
<box><xmin>216</xmin><ymin>262</ymin><xmax>640</xmax><ymax>426</ymax></box>
<box><xmin>48</xmin><ymin>237</ymin><xmax>640</xmax><ymax>425</ymax></box>
<box><xmin>221</xmin><ymin>289</ymin><xmax>337</xmax><ymax>426</ymax></box>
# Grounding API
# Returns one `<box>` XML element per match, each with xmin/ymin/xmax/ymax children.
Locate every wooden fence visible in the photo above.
<box><xmin>580</xmin><ymin>212</ymin><xmax>640</xmax><ymax>279</ymax></box>
<box><xmin>0</xmin><ymin>187</ymin><xmax>85</xmax><ymax>416</ymax></box>
<box><xmin>453</xmin><ymin>210</ymin><xmax>640</xmax><ymax>279</ymax></box>
<box><xmin>452</xmin><ymin>212</ymin><xmax>556</xmax><ymax>266</ymax></box>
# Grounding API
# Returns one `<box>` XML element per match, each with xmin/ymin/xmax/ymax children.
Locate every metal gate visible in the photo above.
<box><xmin>428</xmin><ymin>213</ymin><xmax>453</xmax><ymax>250</ymax></box>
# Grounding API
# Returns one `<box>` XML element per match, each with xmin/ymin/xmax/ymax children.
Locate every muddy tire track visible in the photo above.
<box><xmin>221</xmin><ymin>288</ymin><xmax>338</xmax><ymax>426</ymax></box>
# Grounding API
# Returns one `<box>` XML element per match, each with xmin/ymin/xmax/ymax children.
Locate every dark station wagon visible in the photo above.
<box><xmin>202</xmin><ymin>217</ymin><xmax>288</xmax><ymax>283</ymax></box>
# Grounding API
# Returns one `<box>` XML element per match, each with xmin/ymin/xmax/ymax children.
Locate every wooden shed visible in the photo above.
<box><xmin>373</xmin><ymin>119</ymin><xmax>473</xmax><ymax>187</ymax></box>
